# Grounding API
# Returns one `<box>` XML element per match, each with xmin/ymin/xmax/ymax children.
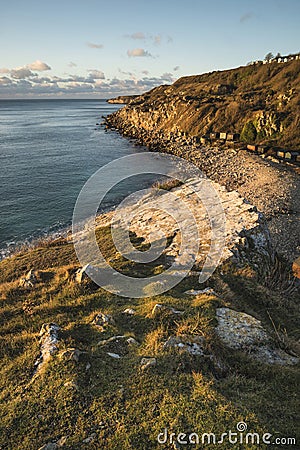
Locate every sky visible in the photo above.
<box><xmin>1</xmin><ymin>0</ymin><xmax>300</xmax><ymax>98</ymax></box>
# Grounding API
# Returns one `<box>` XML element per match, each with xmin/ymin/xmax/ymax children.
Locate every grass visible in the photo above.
<box><xmin>0</xmin><ymin>226</ymin><xmax>299</xmax><ymax>449</ymax></box>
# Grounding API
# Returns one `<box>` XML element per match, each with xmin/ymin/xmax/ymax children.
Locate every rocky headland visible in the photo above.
<box><xmin>107</xmin><ymin>95</ymin><xmax>138</xmax><ymax>104</ymax></box>
<box><xmin>105</xmin><ymin>60</ymin><xmax>300</xmax><ymax>262</ymax></box>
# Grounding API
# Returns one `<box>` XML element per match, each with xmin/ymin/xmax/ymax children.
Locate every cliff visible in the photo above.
<box><xmin>107</xmin><ymin>95</ymin><xmax>139</xmax><ymax>104</ymax></box>
<box><xmin>105</xmin><ymin>63</ymin><xmax>300</xmax><ymax>263</ymax></box>
<box><xmin>106</xmin><ymin>60</ymin><xmax>300</xmax><ymax>149</ymax></box>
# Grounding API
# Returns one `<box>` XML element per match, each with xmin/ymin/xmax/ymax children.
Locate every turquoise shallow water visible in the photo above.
<box><xmin>0</xmin><ymin>99</ymin><xmax>167</xmax><ymax>258</ymax></box>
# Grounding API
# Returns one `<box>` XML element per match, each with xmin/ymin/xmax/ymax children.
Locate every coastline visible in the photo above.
<box><xmin>105</xmin><ymin>110</ymin><xmax>300</xmax><ymax>262</ymax></box>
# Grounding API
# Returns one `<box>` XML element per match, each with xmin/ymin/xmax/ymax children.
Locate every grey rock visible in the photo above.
<box><xmin>151</xmin><ymin>303</ymin><xmax>184</xmax><ymax>317</ymax></box>
<box><xmin>216</xmin><ymin>307</ymin><xmax>299</xmax><ymax>365</ymax></box>
<box><xmin>163</xmin><ymin>335</ymin><xmax>205</xmax><ymax>356</ymax></box>
<box><xmin>33</xmin><ymin>323</ymin><xmax>60</xmax><ymax>376</ymax></box>
<box><xmin>19</xmin><ymin>269</ymin><xmax>36</xmax><ymax>288</ymax></box>
<box><xmin>82</xmin><ymin>433</ymin><xmax>97</xmax><ymax>444</ymax></box>
<box><xmin>140</xmin><ymin>357</ymin><xmax>157</xmax><ymax>370</ymax></box>
<box><xmin>38</xmin><ymin>443</ymin><xmax>57</xmax><ymax>450</ymax></box>
<box><xmin>107</xmin><ymin>352</ymin><xmax>121</xmax><ymax>359</ymax></box>
<box><xmin>185</xmin><ymin>287</ymin><xmax>217</xmax><ymax>296</ymax></box>
<box><xmin>92</xmin><ymin>312</ymin><xmax>115</xmax><ymax>328</ymax></box>
<box><xmin>122</xmin><ymin>308</ymin><xmax>136</xmax><ymax>315</ymax></box>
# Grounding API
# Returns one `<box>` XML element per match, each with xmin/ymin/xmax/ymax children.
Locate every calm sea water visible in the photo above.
<box><xmin>0</xmin><ymin>99</ymin><xmax>168</xmax><ymax>258</ymax></box>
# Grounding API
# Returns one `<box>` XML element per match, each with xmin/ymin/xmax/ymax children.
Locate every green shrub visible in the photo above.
<box><xmin>241</xmin><ymin>121</ymin><xmax>257</xmax><ymax>143</ymax></box>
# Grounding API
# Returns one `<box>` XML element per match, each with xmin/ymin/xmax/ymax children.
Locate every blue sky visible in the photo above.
<box><xmin>1</xmin><ymin>0</ymin><xmax>300</xmax><ymax>98</ymax></box>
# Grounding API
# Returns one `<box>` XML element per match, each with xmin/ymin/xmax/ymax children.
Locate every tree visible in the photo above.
<box><xmin>275</xmin><ymin>52</ymin><xmax>281</xmax><ymax>58</ymax></box>
<box><xmin>264</xmin><ymin>52</ymin><xmax>274</xmax><ymax>62</ymax></box>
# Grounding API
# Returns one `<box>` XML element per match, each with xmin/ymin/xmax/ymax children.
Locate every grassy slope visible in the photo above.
<box><xmin>0</xmin><ymin>227</ymin><xmax>299</xmax><ymax>449</ymax></box>
<box><xmin>122</xmin><ymin>60</ymin><xmax>300</xmax><ymax>149</ymax></box>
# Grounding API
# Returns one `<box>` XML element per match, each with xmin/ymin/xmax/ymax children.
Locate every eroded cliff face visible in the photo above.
<box><xmin>106</xmin><ymin>60</ymin><xmax>300</xmax><ymax>149</ymax></box>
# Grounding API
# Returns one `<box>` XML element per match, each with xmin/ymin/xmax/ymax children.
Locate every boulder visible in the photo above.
<box><xmin>216</xmin><ymin>307</ymin><xmax>299</xmax><ymax>365</ymax></box>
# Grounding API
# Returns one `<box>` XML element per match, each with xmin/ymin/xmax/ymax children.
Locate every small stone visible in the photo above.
<box><xmin>140</xmin><ymin>357</ymin><xmax>156</xmax><ymax>370</ymax></box>
<box><xmin>151</xmin><ymin>304</ymin><xmax>184</xmax><ymax>317</ymax></box>
<box><xmin>107</xmin><ymin>352</ymin><xmax>121</xmax><ymax>359</ymax></box>
<box><xmin>82</xmin><ymin>433</ymin><xmax>97</xmax><ymax>444</ymax></box>
<box><xmin>98</xmin><ymin>335</ymin><xmax>126</xmax><ymax>346</ymax></box>
<box><xmin>56</xmin><ymin>436</ymin><xmax>68</xmax><ymax>447</ymax></box>
<box><xmin>92</xmin><ymin>312</ymin><xmax>115</xmax><ymax>327</ymax></box>
<box><xmin>123</xmin><ymin>308</ymin><xmax>136</xmax><ymax>315</ymax></box>
<box><xmin>75</xmin><ymin>264</ymin><xmax>91</xmax><ymax>283</ymax></box>
<box><xmin>163</xmin><ymin>335</ymin><xmax>205</xmax><ymax>356</ymax></box>
<box><xmin>85</xmin><ymin>362</ymin><xmax>91</xmax><ymax>371</ymax></box>
<box><xmin>126</xmin><ymin>337</ymin><xmax>139</xmax><ymax>346</ymax></box>
<box><xmin>38</xmin><ymin>443</ymin><xmax>57</xmax><ymax>450</ymax></box>
<box><xmin>185</xmin><ymin>287</ymin><xmax>217</xmax><ymax>296</ymax></box>
<box><xmin>19</xmin><ymin>269</ymin><xmax>37</xmax><ymax>288</ymax></box>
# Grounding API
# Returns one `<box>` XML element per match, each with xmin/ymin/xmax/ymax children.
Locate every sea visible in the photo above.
<box><xmin>0</xmin><ymin>99</ymin><xmax>169</xmax><ymax>259</ymax></box>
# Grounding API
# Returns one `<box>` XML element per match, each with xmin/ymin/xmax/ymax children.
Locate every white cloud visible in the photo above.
<box><xmin>161</xmin><ymin>72</ymin><xmax>173</xmax><ymax>79</ymax></box>
<box><xmin>125</xmin><ymin>31</ymin><xmax>146</xmax><ymax>40</ymax></box>
<box><xmin>127</xmin><ymin>48</ymin><xmax>152</xmax><ymax>58</ymax></box>
<box><xmin>10</xmin><ymin>67</ymin><xmax>34</xmax><ymax>79</ymax></box>
<box><xmin>88</xmin><ymin>70</ymin><xmax>105</xmax><ymax>79</ymax></box>
<box><xmin>86</xmin><ymin>42</ymin><xmax>104</xmax><ymax>49</ymax></box>
<box><xmin>142</xmin><ymin>70</ymin><xmax>149</xmax><ymax>75</ymax></box>
<box><xmin>0</xmin><ymin>76</ymin><xmax>12</xmax><ymax>85</ymax></box>
<box><xmin>0</xmin><ymin>67</ymin><xmax>175</xmax><ymax>98</ymax></box>
<box><xmin>27</xmin><ymin>60</ymin><xmax>51</xmax><ymax>71</ymax></box>
<box><xmin>0</xmin><ymin>68</ymin><xmax>10</xmax><ymax>74</ymax></box>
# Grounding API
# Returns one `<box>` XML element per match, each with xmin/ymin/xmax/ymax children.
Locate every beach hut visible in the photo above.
<box><xmin>284</xmin><ymin>151</ymin><xmax>299</xmax><ymax>161</ymax></box>
<box><xmin>257</xmin><ymin>145</ymin><xmax>268</xmax><ymax>154</ymax></box>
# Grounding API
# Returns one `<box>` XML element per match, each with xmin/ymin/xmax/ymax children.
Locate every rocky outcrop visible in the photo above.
<box><xmin>33</xmin><ymin>323</ymin><xmax>60</xmax><ymax>376</ymax></box>
<box><xmin>107</xmin><ymin>95</ymin><xmax>139</xmax><ymax>104</ymax></box>
<box><xmin>104</xmin><ymin>64</ymin><xmax>300</xmax><ymax>262</ymax></box>
<box><xmin>106</xmin><ymin>60</ymin><xmax>300</xmax><ymax>149</ymax></box>
<box><xmin>216</xmin><ymin>308</ymin><xmax>298</xmax><ymax>365</ymax></box>
<box><xmin>98</xmin><ymin>177</ymin><xmax>274</xmax><ymax>273</ymax></box>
